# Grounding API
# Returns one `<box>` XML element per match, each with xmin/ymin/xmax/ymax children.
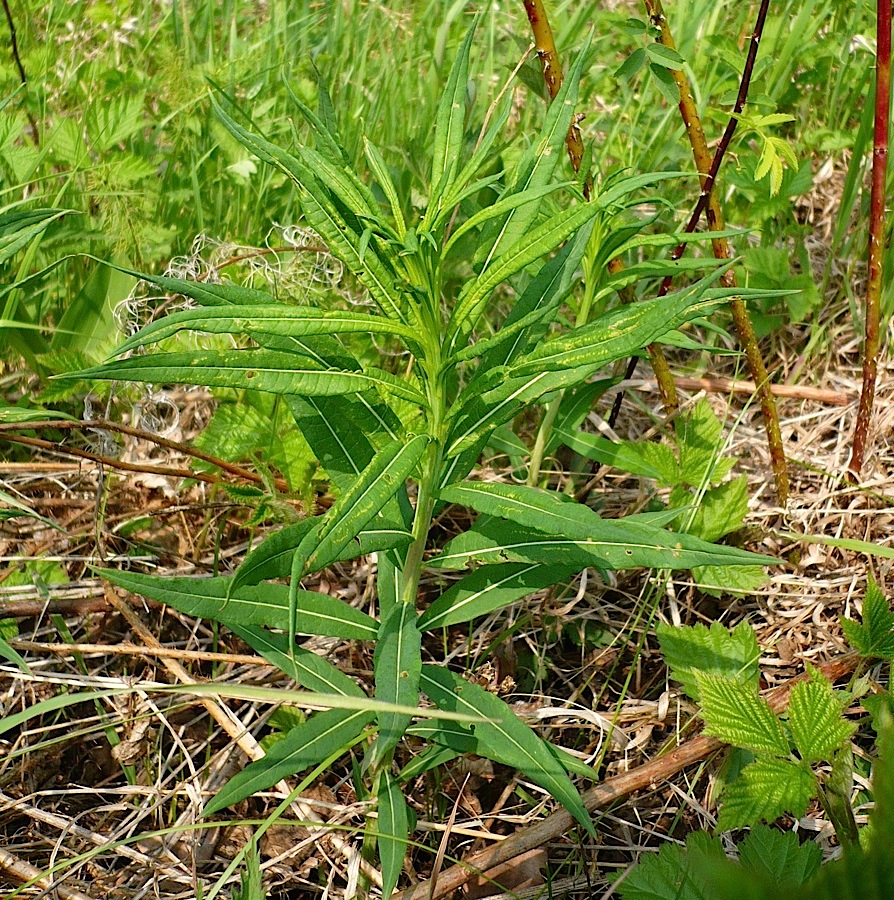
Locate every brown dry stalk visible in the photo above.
<box><xmin>621</xmin><ymin>375</ymin><xmax>852</xmax><ymax>406</ymax></box>
<box><xmin>394</xmin><ymin>652</ymin><xmax>859</xmax><ymax>900</ymax></box>
<box><xmin>642</xmin><ymin>0</ymin><xmax>788</xmax><ymax>504</ymax></box>
<box><xmin>848</xmin><ymin>0</ymin><xmax>891</xmax><ymax>477</ymax></box>
<box><xmin>521</xmin><ymin>0</ymin><xmax>678</xmax><ymax>411</ymax></box>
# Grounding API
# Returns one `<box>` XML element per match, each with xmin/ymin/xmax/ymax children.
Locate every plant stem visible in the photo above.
<box><xmin>848</xmin><ymin>0</ymin><xmax>890</xmax><ymax>478</ymax></box>
<box><xmin>642</xmin><ymin>0</ymin><xmax>788</xmax><ymax>504</ymax></box>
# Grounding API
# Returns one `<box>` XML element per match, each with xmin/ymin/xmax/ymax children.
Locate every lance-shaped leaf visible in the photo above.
<box><xmin>419</xmin><ymin>561</ymin><xmax>576</xmax><ymax>630</ymax></box>
<box><xmin>478</xmin><ymin>35</ymin><xmax>591</xmax><ymax>267</ymax></box>
<box><xmin>429</xmin><ymin>516</ymin><xmax>776</xmax><ymax>573</ymax></box>
<box><xmin>68</xmin><ymin>349</ymin><xmax>428</xmax><ymax>407</ymax></box>
<box><xmin>203</xmin><ymin>708</ymin><xmax>375</xmax><ymax>817</ymax></box>
<box><xmin>369</xmin><ymin>603</ymin><xmax>422</xmax><ymax>768</ymax></box>
<box><xmin>457</xmin><ymin>220</ymin><xmax>594</xmax><ymax>369</ymax></box>
<box><xmin>0</xmin><ymin>208</ymin><xmax>71</xmax><ymax>265</ymax></box>
<box><xmin>113</xmin><ymin>305</ymin><xmax>417</xmax><ymax>356</ymax></box>
<box><xmin>232</xmin><ymin>518</ymin><xmax>411</xmax><ymax>591</ymax></box>
<box><xmin>420</xmin><ymin>666</ymin><xmax>595</xmax><ymax>836</ymax></box>
<box><xmin>364</xmin><ymin>136</ymin><xmax>407</xmax><ymax>235</ymax></box>
<box><xmin>99</xmin><ymin>570</ymin><xmax>378</xmax><ymax>639</ymax></box>
<box><xmin>428</xmin><ymin>24</ymin><xmax>475</xmax><ymax>216</ymax></box>
<box><xmin>447</xmin><ymin>200</ymin><xmax>603</xmax><ymax>352</ymax></box>
<box><xmin>284</xmin><ymin>75</ymin><xmax>350</xmax><ymax>165</ymax></box>
<box><xmin>229</xmin><ymin>624</ymin><xmax>365</xmax><ymax>698</ymax></box>
<box><xmin>377</xmin><ymin>771</ymin><xmax>410</xmax><ymax>899</ymax></box>
<box><xmin>213</xmin><ymin>99</ymin><xmax>412</xmax><ymax>324</ymax></box>
<box><xmin>297</xmin><ymin>435</ymin><xmax>427</xmax><ymax>575</ymax></box>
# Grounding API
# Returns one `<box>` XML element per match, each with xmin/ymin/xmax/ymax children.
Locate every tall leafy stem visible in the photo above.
<box><xmin>66</xmin><ymin>25</ymin><xmax>781</xmax><ymax>892</ymax></box>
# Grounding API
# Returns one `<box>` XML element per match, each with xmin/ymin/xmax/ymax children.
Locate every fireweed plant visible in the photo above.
<box><xmin>67</xmin><ymin>31</ymin><xmax>780</xmax><ymax>892</ymax></box>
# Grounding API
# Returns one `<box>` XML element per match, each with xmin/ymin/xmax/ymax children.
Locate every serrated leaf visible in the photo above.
<box><xmin>99</xmin><ymin>570</ymin><xmax>378</xmax><ymax>639</ymax></box>
<box><xmin>787</xmin><ymin>669</ymin><xmax>855</xmax><ymax>763</ymax></box>
<box><xmin>419</xmin><ymin>665</ymin><xmax>595</xmax><ymax>836</ymax></box>
<box><xmin>675</xmin><ymin>398</ymin><xmax>734</xmax><ymax>487</ymax></box>
<box><xmin>616</xmin><ymin>831</ymin><xmax>723</xmax><ymax>900</ymax></box>
<box><xmin>69</xmin><ymin>349</ymin><xmax>428</xmax><ymax>407</ymax></box>
<box><xmin>658</xmin><ymin>622</ymin><xmax>761</xmax><ymax>701</ymax></box>
<box><xmin>419</xmin><ymin>562</ymin><xmax>576</xmax><ymax>630</ymax></box>
<box><xmin>717</xmin><ymin>757</ymin><xmax>815</xmax><ymax>831</ymax></box>
<box><xmin>377</xmin><ymin>770</ymin><xmax>409</xmax><ymax>898</ymax></box>
<box><xmin>737</xmin><ymin>824</ymin><xmax>822</xmax><ymax>886</ymax></box>
<box><xmin>841</xmin><ymin>577</ymin><xmax>894</xmax><ymax>660</ymax></box>
<box><xmin>203</xmin><ymin>708</ymin><xmax>374</xmax><ymax>817</ymax></box>
<box><xmin>689</xmin><ymin>476</ymin><xmax>749</xmax><ymax>543</ymax></box>
<box><xmin>696</xmin><ymin>673</ymin><xmax>789</xmax><ymax>755</ymax></box>
<box><xmin>369</xmin><ymin>603</ymin><xmax>422</xmax><ymax>766</ymax></box>
<box><xmin>227</xmin><ymin>624</ymin><xmax>365</xmax><ymax>697</ymax></box>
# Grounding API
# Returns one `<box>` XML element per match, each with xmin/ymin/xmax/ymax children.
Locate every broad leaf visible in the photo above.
<box><xmin>695</xmin><ymin>673</ymin><xmax>790</xmax><ymax>756</ymax></box>
<box><xmin>787</xmin><ymin>669</ymin><xmax>855</xmax><ymax>763</ymax></box>
<box><xmin>420</xmin><ymin>665</ymin><xmax>595</xmax><ymax>836</ymax></box>
<box><xmin>717</xmin><ymin>757</ymin><xmax>815</xmax><ymax>831</ymax></box>
<box><xmin>657</xmin><ymin>622</ymin><xmax>761</xmax><ymax>701</ymax></box>
<box><xmin>841</xmin><ymin>577</ymin><xmax>894</xmax><ymax>661</ymax></box>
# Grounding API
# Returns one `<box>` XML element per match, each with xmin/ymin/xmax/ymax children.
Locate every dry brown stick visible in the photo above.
<box><xmin>0</xmin><ymin>846</ymin><xmax>93</xmax><ymax>900</ymax></box>
<box><xmin>642</xmin><ymin>0</ymin><xmax>788</xmax><ymax>504</ymax></box>
<box><xmin>10</xmin><ymin>639</ymin><xmax>267</xmax><ymax>666</ymax></box>
<box><xmin>0</xmin><ymin>418</ymin><xmax>290</xmax><ymax>493</ymax></box>
<box><xmin>394</xmin><ymin>652</ymin><xmax>858</xmax><ymax>900</ymax></box>
<box><xmin>0</xmin><ymin>596</ymin><xmax>110</xmax><ymax>617</ymax></box>
<box><xmin>617</xmin><ymin>376</ymin><xmax>853</xmax><ymax>406</ymax></box>
<box><xmin>848</xmin><ymin>0</ymin><xmax>891</xmax><ymax>477</ymax></box>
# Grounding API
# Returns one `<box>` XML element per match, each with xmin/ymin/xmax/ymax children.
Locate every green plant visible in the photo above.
<box><xmin>618</xmin><ymin>578</ymin><xmax>894</xmax><ymax>899</ymax></box>
<box><xmin>62</xmin><ymin>29</ymin><xmax>778</xmax><ymax>892</ymax></box>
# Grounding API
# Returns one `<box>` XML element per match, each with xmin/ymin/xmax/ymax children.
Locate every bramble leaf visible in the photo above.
<box><xmin>716</xmin><ymin>757</ymin><xmax>815</xmax><ymax>831</ymax></box>
<box><xmin>841</xmin><ymin>577</ymin><xmax>894</xmax><ymax>661</ymax></box>
<box><xmin>787</xmin><ymin>668</ymin><xmax>855</xmax><ymax>763</ymax></box>
<box><xmin>658</xmin><ymin>622</ymin><xmax>761</xmax><ymax>701</ymax></box>
<box><xmin>695</xmin><ymin>673</ymin><xmax>789</xmax><ymax>755</ymax></box>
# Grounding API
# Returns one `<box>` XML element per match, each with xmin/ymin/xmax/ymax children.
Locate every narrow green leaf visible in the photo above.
<box><xmin>68</xmin><ymin>349</ymin><xmax>429</xmax><ymax>407</ymax></box>
<box><xmin>434</xmin><ymin>483</ymin><xmax>776</xmax><ymax>571</ymax></box>
<box><xmin>364</xmin><ymin>137</ymin><xmax>407</xmax><ymax>235</ymax></box>
<box><xmin>226</xmin><ymin>625</ymin><xmax>365</xmax><ymax>698</ymax></box>
<box><xmin>0</xmin><ymin>688</ymin><xmax>123</xmax><ymax>738</ymax></box>
<box><xmin>443</xmin><ymin>181</ymin><xmax>576</xmax><ymax>257</ymax></box>
<box><xmin>298</xmin><ymin>435</ymin><xmax>427</xmax><ymax>574</ymax></box>
<box><xmin>203</xmin><ymin>709</ymin><xmax>375</xmax><ymax>817</ymax></box>
<box><xmin>99</xmin><ymin>570</ymin><xmax>378</xmax><ymax>639</ymax></box>
<box><xmin>429</xmin><ymin>24</ymin><xmax>475</xmax><ymax>214</ymax></box>
<box><xmin>419</xmin><ymin>562</ymin><xmax>576</xmax><ymax>630</ymax></box>
<box><xmin>479</xmin><ymin>33</ymin><xmax>592</xmax><ymax>266</ymax></box>
<box><xmin>448</xmin><ymin>200</ymin><xmax>603</xmax><ymax>350</ymax></box>
<box><xmin>0</xmin><ymin>208</ymin><xmax>70</xmax><ymax>265</ymax></box>
<box><xmin>283</xmin><ymin>75</ymin><xmax>350</xmax><ymax>165</ymax></box>
<box><xmin>213</xmin><ymin>99</ymin><xmax>411</xmax><ymax>324</ymax></box>
<box><xmin>232</xmin><ymin>518</ymin><xmax>411</xmax><ymax>591</ymax></box>
<box><xmin>114</xmin><ymin>305</ymin><xmax>416</xmax><ymax>356</ymax></box>
<box><xmin>695</xmin><ymin>673</ymin><xmax>790</xmax><ymax>756</ymax></box>
<box><xmin>717</xmin><ymin>757</ymin><xmax>815</xmax><ymax>831</ymax></box>
<box><xmin>420</xmin><ymin>665</ymin><xmax>595</xmax><ymax>836</ymax></box>
<box><xmin>369</xmin><ymin>603</ymin><xmax>422</xmax><ymax>766</ymax></box>
<box><xmin>377</xmin><ymin>771</ymin><xmax>410</xmax><ymax>899</ymax></box>
<box><xmin>787</xmin><ymin>669</ymin><xmax>855</xmax><ymax>763</ymax></box>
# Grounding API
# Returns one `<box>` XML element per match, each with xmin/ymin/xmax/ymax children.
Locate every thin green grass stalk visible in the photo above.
<box><xmin>642</xmin><ymin>0</ymin><xmax>789</xmax><ymax>504</ymax></box>
<box><xmin>848</xmin><ymin>0</ymin><xmax>891</xmax><ymax>477</ymax></box>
